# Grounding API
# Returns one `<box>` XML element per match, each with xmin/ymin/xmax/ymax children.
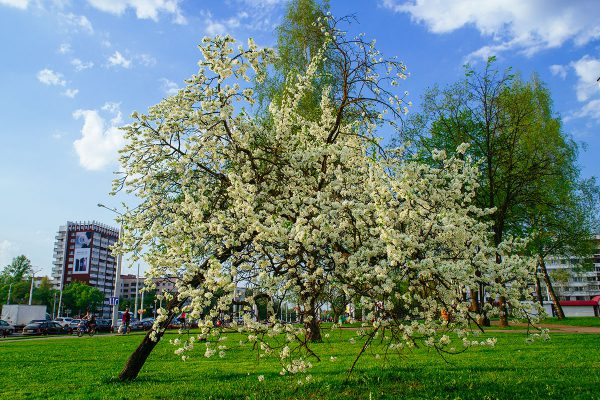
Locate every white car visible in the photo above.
<box><xmin>53</xmin><ymin>317</ymin><xmax>73</xmax><ymax>327</ymax></box>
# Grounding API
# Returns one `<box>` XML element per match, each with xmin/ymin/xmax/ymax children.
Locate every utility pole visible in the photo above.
<box><xmin>28</xmin><ymin>269</ymin><xmax>40</xmax><ymax>306</ymax></box>
<box><xmin>134</xmin><ymin>264</ymin><xmax>140</xmax><ymax>317</ymax></box>
<box><xmin>6</xmin><ymin>283</ymin><xmax>12</xmax><ymax>305</ymax></box>
<box><xmin>98</xmin><ymin>203</ymin><xmax>125</xmax><ymax>331</ymax></box>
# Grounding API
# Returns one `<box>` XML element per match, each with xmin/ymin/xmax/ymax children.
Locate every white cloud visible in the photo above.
<box><xmin>73</xmin><ymin>103</ymin><xmax>126</xmax><ymax>171</ymax></box>
<box><xmin>136</xmin><ymin>53</ymin><xmax>156</xmax><ymax>67</ymax></box>
<box><xmin>570</xmin><ymin>99</ymin><xmax>600</xmax><ymax>122</ymax></box>
<box><xmin>203</xmin><ymin>11</ymin><xmax>243</xmax><ymax>36</ymax></box>
<box><xmin>108</xmin><ymin>51</ymin><xmax>131</xmax><ymax>68</ymax></box>
<box><xmin>87</xmin><ymin>0</ymin><xmax>186</xmax><ymax>24</ymax></box>
<box><xmin>58</xmin><ymin>43</ymin><xmax>71</xmax><ymax>54</ymax></box>
<box><xmin>37</xmin><ymin>69</ymin><xmax>66</xmax><ymax>86</ymax></box>
<box><xmin>160</xmin><ymin>78</ymin><xmax>179</xmax><ymax>96</ymax></box>
<box><xmin>101</xmin><ymin>101</ymin><xmax>123</xmax><ymax>124</ymax></box>
<box><xmin>549</xmin><ymin>64</ymin><xmax>568</xmax><ymax>80</ymax></box>
<box><xmin>62</xmin><ymin>88</ymin><xmax>79</xmax><ymax>98</ymax></box>
<box><xmin>71</xmin><ymin>58</ymin><xmax>94</xmax><ymax>71</ymax></box>
<box><xmin>570</xmin><ymin>55</ymin><xmax>600</xmax><ymax>102</ymax></box>
<box><xmin>59</xmin><ymin>12</ymin><xmax>94</xmax><ymax>34</ymax></box>
<box><xmin>0</xmin><ymin>0</ymin><xmax>28</xmax><ymax>9</ymax></box>
<box><xmin>383</xmin><ymin>0</ymin><xmax>600</xmax><ymax>59</ymax></box>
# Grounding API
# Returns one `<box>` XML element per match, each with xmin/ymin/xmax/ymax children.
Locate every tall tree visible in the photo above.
<box><xmin>527</xmin><ymin>177</ymin><xmax>600</xmax><ymax>318</ymax></box>
<box><xmin>62</xmin><ymin>282</ymin><xmax>104</xmax><ymax>316</ymax></box>
<box><xmin>2</xmin><ymin>255</ymin><xmax>32</xmax><ymax>282</ymax></box>
<box><xmin>397</xmin><ymin>60</ymin><xmax>579</xmax><ymax>326</ymax></box>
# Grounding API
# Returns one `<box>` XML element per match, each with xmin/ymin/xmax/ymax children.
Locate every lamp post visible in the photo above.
<box><xmin>134</xmin><ymin>264</ymin><xmax>139</xmax><ymax>318</ymax></box>
<box><xmin>6</xmin><ymin>283</ymin><xmax>12</xmax><ymax>305</ymax></box>
<box><xmin>98</xmin><ymin>203</ymin><xmax>125</xmax><ymax>332</ymax></box>
<box><xmin>28</xmin><ymin>268</ymin><xmax>41</xmax><ymax>306</ymax></box>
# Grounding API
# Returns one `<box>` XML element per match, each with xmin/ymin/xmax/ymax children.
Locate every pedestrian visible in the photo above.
<box><xmin>122</xmin><ymin>308</ymin><xmax>131</xmax><ymax>334</ymax></box>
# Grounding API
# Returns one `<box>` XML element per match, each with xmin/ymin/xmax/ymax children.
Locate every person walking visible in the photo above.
<box><xmin>122</xmin><ymin>308</ymin><xmax>131</xmax><ymax>334</ymax></box>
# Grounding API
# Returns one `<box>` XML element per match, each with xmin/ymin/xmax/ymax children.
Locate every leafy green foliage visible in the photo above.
<box><xmin>61</xmin><ymin>282</ymin><xmax>105</xmax><ymax>315</ymax></box>
<box><xmin>1</xmin><ymin>255</ymin><xmax>32</xmax><ymax>283</ymax></box>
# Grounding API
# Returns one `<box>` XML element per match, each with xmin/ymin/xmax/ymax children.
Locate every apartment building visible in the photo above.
<box><xmin>544</xmin><ymin>235</ymin><xmax>600</xmax><ymax>301</ymax></box>
<box><xmin>51</xmin><ymin>221</ymin><xmax>119</xmax><ymax>317</ymax></box>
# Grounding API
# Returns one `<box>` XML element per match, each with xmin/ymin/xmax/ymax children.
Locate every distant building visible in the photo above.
<box><xmin>119</xmin><ymin>274</ymin><xmax>177</xmax><ymax>299</ymax></box>
<box><xmin>51</xmin><ymin>221</ymin><xmax>119</xmax><ymax>317</ymax></box>
<box><xmin>544</xmin><ymin>235</ymin><xmax>600</xmax><ymax>301</ymax></box>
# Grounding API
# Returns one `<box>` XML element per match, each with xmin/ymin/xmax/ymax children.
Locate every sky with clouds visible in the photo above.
<box><xmin>0</xmin><ymin>0</ymin><xmax>598</xmax><ymax>278</ymax></box>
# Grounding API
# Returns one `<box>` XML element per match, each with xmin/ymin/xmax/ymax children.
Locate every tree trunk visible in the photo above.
<box><xmin>304</xmin><ymin>301</ymin><xmax>322</xmax><ymax>342</ymax></box>
<box><xmin>498</xmin><ymin>295</ymin><xmax>508</xmax><ymax>327</ymax></box>
<box><xmin>119</xmin><ymin>298</ymin><xmax>184</xmax><ymax>381</ymax></box>
<box><xmin>539</xmin><ymin>255</ymin><xmax>565</xmax><ymax>319</ymax></box>
<box><xmin>534</xmin><ymin>272</ymin><xmax>544</xmax><ymax>305</ymax></box>
<box><xmin>476</xmin><ymin>284</ymin><xmax>490</xmax><ymax>327</ymax></box>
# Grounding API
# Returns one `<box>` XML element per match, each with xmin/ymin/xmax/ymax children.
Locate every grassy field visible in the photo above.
<box><xmin>1</xmin><ymin>327</ymin><xmax>599</xmax><ymax>400</ymax></box>
<box><xmin>537</xmin><ymin>316</ymin><xmax>600</xmax><ymax>327</ymax></box>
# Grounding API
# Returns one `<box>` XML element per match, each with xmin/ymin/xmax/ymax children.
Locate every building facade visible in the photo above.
<box><xmin>51</xmin><ymin>221</ymin><xmax>119</xmax><ymax>317</ymax></box>
<box><xmin>544</xmin><ymin>235</ymin><xmax>600</xmax><ymax>301</ymax></box>
<box><xmin>119</xmin><ymin>274</ymin><xmax>177</xmax><ymax>299</ymax></box>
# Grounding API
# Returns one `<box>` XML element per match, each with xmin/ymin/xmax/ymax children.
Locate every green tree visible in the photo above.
<box><xmin>527</xmin><ymin>177</ymin><xmax>600</xmax><ymax>318</ymax></box>
<box><xmin>1</xmin><ymin>255</ymin><xmax>32</xmax><ymax>282</ymax></box>
<box><xmin>255</xmin><ymin>0</ymin><xmax>332</xmax><ymax>118</ymax></box>
<box><xmin>62</xmin><ymin>282</ymin><xmax>104</xmax><ymax>316</ymax></box>
<box><xmin>31</xmin><ymin>276</ymin><xmax>58</xmax><ymax>309</ymax></box>
<box><xmin>397</xmin><ymin>59</ymin><xmax>581</xmax><ymax>326</ymax></box>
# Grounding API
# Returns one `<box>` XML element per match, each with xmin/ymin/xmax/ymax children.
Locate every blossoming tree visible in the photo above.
<box><xmin>113</xmin><ymin>15</ymin><xmax>537</xmax><ymax>381</ymax></box>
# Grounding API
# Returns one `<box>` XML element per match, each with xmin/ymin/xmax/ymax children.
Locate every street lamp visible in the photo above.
<box><xmin>28</xmin><ymin>268</ymin><xmax>41</xmax><ymax>306</ymax></box>
<box><xmin>98</xmin><ymin>203</ymin><xmax>125</xmax><ymax>332</ymax></box>
<box><xmin>6</xmin><ymin>283</ymin><xmax>12</xmax><ymax>305</ymax></box>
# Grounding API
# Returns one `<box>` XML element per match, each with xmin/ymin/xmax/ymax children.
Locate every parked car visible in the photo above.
<box><xmin>0</xmin><ymin>319</ymin><xmax>15</xmax><ymax>336</ymax></box>
<box><xmin>130</xmin><ymin>318</ymin><xmax>144</xmax><ymax>331</ymax></box>
<box><xmin>140</xmin><ymin>318</ymin><xmax>154</xmax><ymax>330</ymax></box>
<box><xmin>94</xmin><ymin>318</ymin><xmax>112</xmax><ymax>333</ymax></box>
<box><xmin>22</xmin><ymin>321</ymin><xmax>70</xmax><ymax>336</ymax></box>
<box><xmin>68</xmin><ymin>319</ymin><xmax>82</xmax><ymax>332</ymax></box>
<box><xmin>53</xmin><ymin>317</ymin><xmax>73</xmax><ymax>327</ymax></box>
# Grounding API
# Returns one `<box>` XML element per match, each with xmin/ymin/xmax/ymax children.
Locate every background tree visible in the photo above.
<box><xmin>1</xmin><ymin>255</ymin><xmax>32</xmax><ymax>283</ymax></box>
<box><xmin>62</xmin><ymin>282</ymin><xmax>104</xmax><ymax>316</ymax></box>
<box><xmin>0</xmin><ymin>255</ymin><xmax>34</xmax><ymax>306</ymax></box>
<box><xmin>526</xmin><ymin>176</ymin><xmax>600</xmax><ymax>318</ymax></box>
<box><xmin>31</xmin><ymin>276</ymin><xmax>58</xmax><ymax>309</ymax></box>
<box><xmin>397</xmin><ymin>60</ymin><xmax>581</xmax><ymax>326</ymax></box>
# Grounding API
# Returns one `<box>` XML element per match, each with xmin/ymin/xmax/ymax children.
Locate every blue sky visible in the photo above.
<box><xmin>0</xmin><ymin>0</ymin><xmax>598</xmax><ymax>278</ymax></box>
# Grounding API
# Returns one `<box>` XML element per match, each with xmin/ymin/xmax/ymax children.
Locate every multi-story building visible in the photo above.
<box><xmin>119</xmin><ymin>274</ymin><xmax>177</xmax><ymax>300</ymax></box>
<box><xmin>544</xmin><ymin>235</ymin><xmax>600</xmax><ymax>301</ymax></box>
<box><xmin>51</xmin><ymin>221</ymin><xmax>119</xmax><ymax>317</ymax></box>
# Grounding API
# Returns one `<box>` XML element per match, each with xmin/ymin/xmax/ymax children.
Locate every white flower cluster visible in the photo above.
<box><xmin>115</xmin><ymin>14</ymin><xmax>539</xmax><ymax>374</ymax></box>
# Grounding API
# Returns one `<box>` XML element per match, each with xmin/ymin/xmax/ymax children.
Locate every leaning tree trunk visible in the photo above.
<box><xmin>538</xmin><ymin>255</ymin><xmax>565</xmax><ymax>319</ymax></box>
<box><xmin>119</xmin><ymin>297</ymin><xmax>185</xmax><ymax>381</ymax></box>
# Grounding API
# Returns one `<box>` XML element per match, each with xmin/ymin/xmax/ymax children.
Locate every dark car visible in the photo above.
<box><xmin>22</xmin><ymin>321</ymin><xmax>70</xmax><ymax>336</ymax></box>
<box><xmin>140</xmin><ymin>318</ymin><xmax>154</xmax><ymax>330</ymax></box>
<box><xmin>94</xmin><ymin>319</ymin><xmax>113</xmax><ymax>333</ymax></box>
<box><xmin>129</xmin><ymin>318</ymin><xmax>144</xmax><ymax>331</ymax></box>
<box><xmin>0</xmin><ymin>319</ymin><xmax>15</xmax><ymax>336</ymax></box>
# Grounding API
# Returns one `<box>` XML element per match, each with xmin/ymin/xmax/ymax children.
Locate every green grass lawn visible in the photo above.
<box><xmin>1</xmin><ymin>329</ymin><xmax>599</xmax><ymax>400</ymax></box>
<box><xmin>537</xmin><ymin>316</ymin><xmax>600</xmax><ymax>327</ymax></box>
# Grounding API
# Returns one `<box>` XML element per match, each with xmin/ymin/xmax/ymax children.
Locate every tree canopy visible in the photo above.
<box><xmin>397</xmin><ymin>58</ymin><xmax>598</xmax><ymax>324</ymax></box>
<box><xmin>112</xmin><ymin>13</ymin><xmax>538</xmax><ymax>381</ymax></box>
